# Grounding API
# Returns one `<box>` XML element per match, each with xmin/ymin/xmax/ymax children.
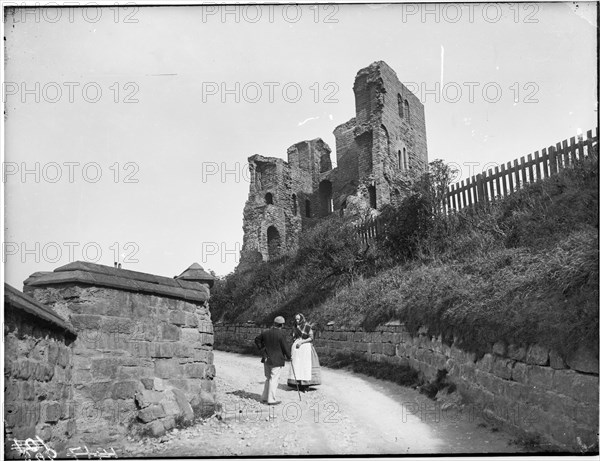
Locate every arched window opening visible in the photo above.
<box><xmin>305</xmin><ymin>200</ymin><xmax>312</xmax><ymax>218</ymax></box>
<box><xmin>368</xmin><ymin>185</ymin><xmax>377</xmax><ymax>209</ymax></box>
<box><xmin>403</xmin><ymin>147</ymin><xmax>409</xmax><ymax>170</ymax></box>
<box><xmin>340</xmin><ymin>200</ymin><xmax>347</xmax><ymax>217</ymax></box>
<box><xmin>398</xmin><ymin>95</ymin><xmax>404</xmax><ymax>118</ymax></box>
<box><xmin>318</xmin><ymin>180</ymin><xmax>333</xmax><ymax>217</ymax></box>
<box><xmin>265</xmin><ymin>192</ymin><xmax>273</xmax><ymax>205</ymax></box>
<box><xmin>404</xmin><ymin>100</ymin><xmax>410</xmax><ymax>123</ymax></box>
<box><xmin>397</xmin><ymin>94</ymin><xmax>404</xmax><ymax>118</ymax></box>
<box><xmin>292</xmin><ymin>194</ymin><xmax>297</xmax><ymax>216</ymax></box>
<box><xmin>398</xmin><ymin>150</ymin><xmax>402</xmax><ymax>170</ymax></box>
<box><xmin>266</xmin><ymin>226</ymin><xmax>281</xmax><ymax>260</ymax></box>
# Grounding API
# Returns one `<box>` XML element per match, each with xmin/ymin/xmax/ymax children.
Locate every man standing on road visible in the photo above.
<box><xmin>254</xmin><ymin>316</ymin><xmax>292</xmax><ymax>405</ymax></box>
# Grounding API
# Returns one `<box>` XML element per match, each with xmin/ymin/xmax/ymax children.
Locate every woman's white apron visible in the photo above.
<box><xmin>289</xmin><ymin>339</ymin><xmax>312</xmax><ymax>381</ymax></box>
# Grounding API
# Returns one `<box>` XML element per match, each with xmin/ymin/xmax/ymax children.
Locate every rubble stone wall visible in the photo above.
<box><xmin>214</xmin><ymin>322</ymin><xmax>598</xmax><ymax>452</ymax></box>
<box><xmin>26</xmin><ymin>285</ymin><xmax>216</xmax><ymax>443</ymax></box>
<box><xmin>4</xmin><ymin>304</ymin><xmax>76</xmax><ymax>454</ymax></box>
<box><xmin>240</xmin><ymin>61</ymin><xmax>430</xmax><ymax>264</ymax></box>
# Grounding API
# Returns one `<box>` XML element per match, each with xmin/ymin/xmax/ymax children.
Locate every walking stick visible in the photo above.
<box><xmin>289</xmin><ymin>344</ymin><xmax>302</xmax><ymax>401</ymax></box>
<box><xmin>289</xmin><ymin>359</ymin><xmax>302</xmax><ymax>402</ymax></box>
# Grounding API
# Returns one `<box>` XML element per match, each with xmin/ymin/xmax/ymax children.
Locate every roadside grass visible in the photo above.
<box><xmin>211</xmin><ymin>155</ymin><xmax>599</xmax><ymax>360</ymax></box>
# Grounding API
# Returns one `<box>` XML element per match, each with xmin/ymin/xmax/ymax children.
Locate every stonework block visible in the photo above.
<box><xmin>507</xmin><ymin>344</ymin><xmax>526</xmax><ymax>361</ymax></box>
<box><xmin>183</xmin><ymin>363</ymin><xmax>206</xmax><ymax>379</ymax></box>
<box><xmin>135</xmin><ymin>389</ymin><xmax>163</xmax><ymax>409</ymax></box>
<box><xmin>475</xmin><ymin>370</ymin><xmax>506</xmax><ymax>396</ymax></box>
<box><xmin>169</xmin><ymin>311</ymin><xmax>187</xmax><ymax>326</ymax></box>
<box><xmin>172</xmin><ymin>388</ymin><xmax>194</xmax><ymax>422</ymax></box>
<box><xmin>91</xmin><ymin>357</ymin><xmax>120</xmax><ymax>379</ymax></box>
<box><xmin>504</xmin><ymin>381</ymin><xmax>526</xmax><ymax>401</ymax></box>
<box><xmin>58</xmin><ymin>344</ymin><xmax>72</xmax><ymax>368</ymax></box>
<box><xmin>491</xmin><ymin>358</ymin><xmax>514</xmax><ymax>380</ymax></box>
<box><xmin>139</xmin><ymin>404</ymin><xmax>167</xmax><ymax>423</ymax></box>
<box><xmin>383</xmin><ymin>343</ymin><xmax>395</xmax><ymax>356</ymax></box>
<box><xmin>154</xmin><ymin>343</ymin><xmax>175</xmax><ymax>358</ymax></box>
<box><xmin>526</xmin><ymin>344</ymin><xmax>549</xmax><ymax>366</ymax></box>
<box><xmin>549</xmin><ymin>350</ymin><xmax>567</xmax><ymax>370</ymax></box>
<box><xmin>70</xmin><ymin>314</ymin><xmax>103</xmax><ymax>331</ymax></box>
<box><xmin>161</xmin><ymin>324</ymin><xmax>180</xmax><ymax>342</ymax></box>
<box><xmin>527</xmin><ymin>365</ymin><xmax>554</xmax><ymax>390</ymax></box>
<box><xmin>492</xmin><ymin>342</ymin><xmax>506</xmax><ymax>356</ymax></box>
<box><xmin>88</xmin><ymin>381</ymin><xmax>112</xmax><ymax>402</ymax></box>
<box><xmin>155</xmin><ymin>360</ymin><xmax>182</xmax><ymax>379</ymax></box>
<box><xmin>371</xmin><ymin>342</ymin><xmax>383</xmax><ymax>354</ymax></box>
<box><xmin>566</xmin><ymin>346</ymin><xmax>599</xmax><ymax>374</ymax></box>
<box><xmin>161</xmin><ymin>416</ymin><xmax>176</xmax><ymax>431</ymax></box>
<box><xmin>111</xmin><ymin>380</ymin><xmax>140</xmax><ymax>400</ymax></box>
<box><xmin>181</xmin><ymin>328</ymin><xmax>201</xmax><ymax>343</ymax></box>
<box><xmin>185</xmin><ymin>313</ymin><xmax>199</xmax><ymax>328</ymax></box>
<box><xmin>102</xmin><ymin>317</ymin><xmax>135</xmax><ymax>334</ymax></box>
<box><xmin>553</xmin><ymin>370</ymin><xmax>599</xmax><ymax>404</ymax></box>
<box><xmin>42</xmin><ymin>401</ymin><xmax>62</xmax><ymax>423</ymax></box>
<box><xmin>511</xmin><ymin>362</ymin><xmax>528</xmax><ymax>384</ymax></box>
<box><xmin>47</xmin><ymin>342</ymin><xmax>60</xmax><ymax>365</ymax></box>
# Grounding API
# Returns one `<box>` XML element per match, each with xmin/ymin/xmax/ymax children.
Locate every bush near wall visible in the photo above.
<box><xmin>212</xmin><ymin>156</ymin><xmax>598</xmax><ymax>363</ymax></box>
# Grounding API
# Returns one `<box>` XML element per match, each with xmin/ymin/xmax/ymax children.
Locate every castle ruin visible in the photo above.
<box><xmin>240</xmin><ymin>61</ymin><xmax>428</xmax><ymax>263</ymax></box>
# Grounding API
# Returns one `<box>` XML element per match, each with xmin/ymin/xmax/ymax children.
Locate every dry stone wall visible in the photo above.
<box><xmin>214</xmin><ymin>322</ymin><xmax>598</xmax><ymax>452</ymax></box>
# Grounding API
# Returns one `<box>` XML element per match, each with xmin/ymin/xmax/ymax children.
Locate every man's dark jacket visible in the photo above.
<box><xmin>255</xmin><ymin>327</ymin><xmax>292</xmax><ymax>367</ymax></box>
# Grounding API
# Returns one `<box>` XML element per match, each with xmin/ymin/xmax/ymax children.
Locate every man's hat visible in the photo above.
<box><xmin>274</xmin><ymin>316</ymin><xmax>285</xmax><ymax>324</ymax></box>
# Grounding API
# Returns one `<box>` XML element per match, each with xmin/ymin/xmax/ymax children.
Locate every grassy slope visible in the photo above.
<box><xmin>212</xmin><ymin>156</ymin><xmax>598</xmax><ymax>360</ymax></box>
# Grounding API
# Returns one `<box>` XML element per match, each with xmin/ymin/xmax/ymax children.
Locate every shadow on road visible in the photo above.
<box><xmin>227</xmin><ymin>389</ymin><xmax>263</xmax><ymax>403</ymax></box>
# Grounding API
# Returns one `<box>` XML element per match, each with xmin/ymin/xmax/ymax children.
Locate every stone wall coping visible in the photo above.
<box><xmin>23</xmin><ymin>261</ymin><xmax>209</xmax><ymax>303</ymax></box>
<box><xmin>4</xmin><ymin>283</ymin><xmax>77</xmax><ymax>336</ymax></box>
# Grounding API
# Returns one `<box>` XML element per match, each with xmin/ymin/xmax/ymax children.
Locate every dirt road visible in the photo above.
<box><xmin>121</xmin><ymin>350</ymin><xmax>529</xmax><ymax>457</ymax></box>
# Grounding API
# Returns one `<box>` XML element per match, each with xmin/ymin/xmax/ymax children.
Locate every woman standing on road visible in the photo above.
<box><xmin>288</xmin><ymin>313</ymin><xmax>322</xmax><ymax>391</ymax></box>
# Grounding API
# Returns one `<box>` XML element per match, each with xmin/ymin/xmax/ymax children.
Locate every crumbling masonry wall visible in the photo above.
<box><xmin>240</xmin><ymin>61</ymin><xmax>428</xmax><ymax>264</ymax></box>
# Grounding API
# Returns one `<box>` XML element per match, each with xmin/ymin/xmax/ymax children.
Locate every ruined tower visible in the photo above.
<box><xmin>239</xmin><ymin>61</ymin><xmax>428</xmax><ymax>265</ymax></box>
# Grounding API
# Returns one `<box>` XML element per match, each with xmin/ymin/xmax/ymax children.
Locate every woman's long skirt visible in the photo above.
<box><xmin>288</xmin><ymin>339</ymin><xmax>322</xmax><ymax>387</ymax></box>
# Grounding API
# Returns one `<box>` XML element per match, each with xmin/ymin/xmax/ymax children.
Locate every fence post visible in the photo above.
<box><xmin>475</xmin><ymin>173</ymin><xmax>484</xmax><ymax>206</ymax></box>
<box><xmin>549</xmin><ymin>145</ymin><xmax>557</xmax><ymax>175</ymax></box>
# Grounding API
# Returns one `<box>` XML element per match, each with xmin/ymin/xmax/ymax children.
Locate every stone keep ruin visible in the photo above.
<box><xmin>4</xmin><ymin>261</ymin><xmax>216</xmax><ymax>454</ymax></box>
<box><xmin>241</xmin><ymin>61</ymin><xmax>428</xmax><ymax>263</ymax></box>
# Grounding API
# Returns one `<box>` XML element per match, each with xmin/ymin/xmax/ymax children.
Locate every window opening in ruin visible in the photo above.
<box><xmin>368</xmin><ymin>186</ymin><xmax>377</xmax><ymax>209</ymax></box>
<box><xmin>403</xmin><ymin>147</ymin><xmax>409</xmax><ymax>170</ymax></box>
<box><xmin>340</xmin><ymin>200</ymin><xmax>347</xmax><ymax>217</ymax></box>
<box><xmin>305</xmin><ymin>200</ymin><xmax>312</xmax><ymax>218</ymax></box>
<box><xmin>398</xmin><ymin>94</ymin><xmax>404</xmax><ymax>118</ymax></box>
<box><xmin>292</xmin><ymin>194</ymin><xmax>297</xmax><ymax>216</ymax></box>
<box><xmin>398</xmin><ymin>150</ymin><xmax>402</xmax><ymax>170</ymax></box>
<box><xmin>318</xmin><ymin>180</ymin><xmax>333</xmax><ymax>217</ymax></box>
<box><xmin>267</xmin><ymin>226</ymin><xmax>281</xmax><ymax>260</ymax></box>
<box><xmin>404</xmin><ymin>100</ymin><xmax>410</xmax><ymax>123</ymax></box>
<box><xmin>265</xmin><ymin>192</ymin><xmax>273</xmax><ymax>205</ymax></box>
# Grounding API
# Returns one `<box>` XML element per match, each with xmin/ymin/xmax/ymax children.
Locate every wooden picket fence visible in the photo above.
<box><xmin>358</xmin><ymin>127</ymin><xmax>598</xmax><ymax>244</ymax></box>
<box><xmin>357</xmin><ymin>216</ymin><xmax>382</xmax><ymax>246</ymax></box>
<box><xmin>446</xmin><ymin>128</ymin><xmax>598</xmax><ymax>212</ymax></box>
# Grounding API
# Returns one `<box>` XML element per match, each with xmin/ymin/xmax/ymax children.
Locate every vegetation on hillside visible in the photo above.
<box><xmin>211</xmin><ymin>154</ymin><xmax>598</xmax><ymax>359</ymax></box>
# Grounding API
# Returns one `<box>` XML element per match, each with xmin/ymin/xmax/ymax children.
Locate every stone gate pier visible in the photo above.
<box><xmin>17</xmin><ymin>261</ymin><xmax>216</xmax><ymax>446</ymax></box>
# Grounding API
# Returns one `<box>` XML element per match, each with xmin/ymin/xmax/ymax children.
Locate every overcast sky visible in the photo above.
<box><xmin>3</xmin><ymin>2</ymin><xmax>597</xmax><ymax>288</ymax></box>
